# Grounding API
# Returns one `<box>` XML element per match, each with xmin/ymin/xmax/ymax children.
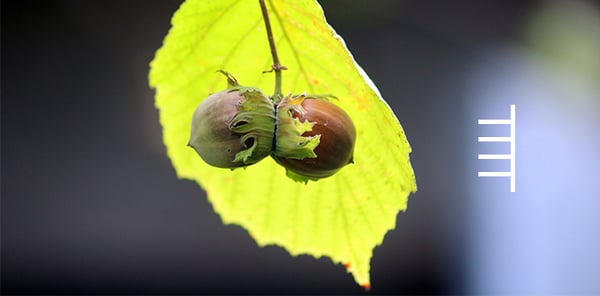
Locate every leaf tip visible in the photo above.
<box><xmin>361</xmin><ymin>283</ymin><xmax>371</xmax><ymax>291</ymax></box>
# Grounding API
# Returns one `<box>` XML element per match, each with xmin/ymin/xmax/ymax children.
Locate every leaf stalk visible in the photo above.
<box><xmin>259</xmin><ymin>0</ymin><xmax>287</xmax><ymax>101</ymax></box>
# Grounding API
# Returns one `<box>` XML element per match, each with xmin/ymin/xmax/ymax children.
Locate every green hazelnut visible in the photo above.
<box><xmin>188</xmin><ymin>86</ymin><xmax>275</xmax><ymax>168</ymax></box>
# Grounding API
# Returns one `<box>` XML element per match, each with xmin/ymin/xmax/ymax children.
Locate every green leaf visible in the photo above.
<box><xmin>149</xmin><ymin>0</ymin><xmax>416</xmax><ymax>288</ymax></box>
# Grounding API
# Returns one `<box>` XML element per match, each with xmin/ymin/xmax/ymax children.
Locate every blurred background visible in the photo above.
<box><xmin>2</xmin><ymin>0</ymin><xmax>599</xmax><ymax>294</ymax></box>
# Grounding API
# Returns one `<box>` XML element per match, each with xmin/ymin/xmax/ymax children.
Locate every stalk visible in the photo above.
<box><xmin>259</xmin><ymin>0</ymin><xmax>287</xmax><ymax>101</ymax></box>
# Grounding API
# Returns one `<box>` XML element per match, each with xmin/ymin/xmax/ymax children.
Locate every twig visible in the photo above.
<box><xmin>259</xmin><ymin>0</ymin><xmax>287</xmax><ymax>99</ymax></box>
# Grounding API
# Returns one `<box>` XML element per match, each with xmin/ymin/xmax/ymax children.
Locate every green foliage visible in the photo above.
<box><xmin>149</xmin><ymin>0</ymin><xmax>416</xmax><ymax>288</ymax></box>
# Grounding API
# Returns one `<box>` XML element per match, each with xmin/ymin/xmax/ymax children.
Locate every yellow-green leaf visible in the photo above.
<box><xmin>149</xmin><ymin>0</ymin><xmax>416</xmax><ymax>288</ymax></box>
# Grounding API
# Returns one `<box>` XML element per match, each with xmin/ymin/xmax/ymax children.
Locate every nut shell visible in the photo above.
<box><xmin>273</xmin><ymin>97</ymin><xmax>356</xmax><ymax>180</ymax></box>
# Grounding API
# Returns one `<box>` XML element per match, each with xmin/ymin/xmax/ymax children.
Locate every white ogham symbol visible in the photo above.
<box><xmin>478</xmin><ymin>104</ymin><xmax>516</xmax><ymax>192</ymax></box>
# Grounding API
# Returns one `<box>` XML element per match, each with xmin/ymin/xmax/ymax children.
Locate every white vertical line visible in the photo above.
<box><xmin>510</xmin><ymin>104</ymin><xmax>516</xmax><ymax>192</ymax></box>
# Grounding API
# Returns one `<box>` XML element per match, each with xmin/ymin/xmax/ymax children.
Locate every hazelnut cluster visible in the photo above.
<box><xmin>189</xmin><ymin>72</ymin><xmax>356</xmax><ymax>182</ymax></box>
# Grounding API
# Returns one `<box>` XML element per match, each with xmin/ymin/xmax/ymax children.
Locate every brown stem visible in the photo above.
<box><xmin>259</xmin><ymin>0</ymin><xmax>286</xmax><ymax>98</ymax></box>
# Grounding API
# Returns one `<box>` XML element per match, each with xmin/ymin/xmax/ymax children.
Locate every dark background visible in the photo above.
<box><xmin>3</xmin><ymin>0</ymin><xmax>599</xmax><ymax>294</ymax></box>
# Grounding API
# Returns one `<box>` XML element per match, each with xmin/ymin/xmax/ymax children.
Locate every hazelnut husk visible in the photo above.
<box><xmin>188</xmin><ymin>86</ymin><xmax>275</xmax><ymax>168</ymax></box>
